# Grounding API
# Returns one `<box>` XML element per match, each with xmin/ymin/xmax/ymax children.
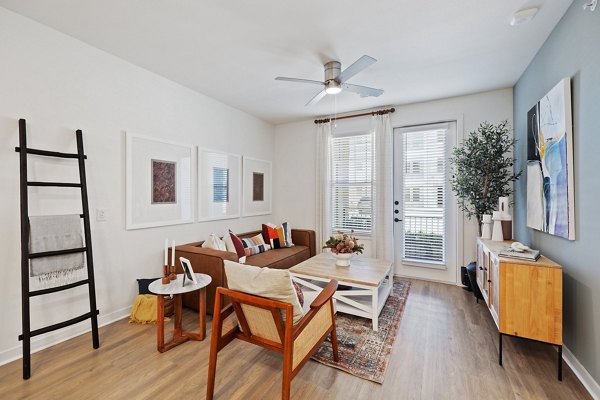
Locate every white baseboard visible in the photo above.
<box><xmin>0</xmin><ymin>306</ymin><xmax>130</xmax><ymax>367</ymax></box>
<box><xmin>563</xmin><ymin>345</ymin><xmax>600</xmax><ymax>400</ymax></box>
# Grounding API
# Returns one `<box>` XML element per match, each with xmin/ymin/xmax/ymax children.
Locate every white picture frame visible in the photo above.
<box><xmin>242</xmin><ymin>156</ymin><xmax>272</xmax><ymax>217</ymax></box>
<box><xmin>126</xmin><ymin>132</ymin><xmax>195</xmax><ymax>230</ymax></box>
<box><xmin>179</xmin><ymin>257</ymin><xmax>198</xmax><ymax>285</ymax></box>
<box><xmin>197</xmin><ymin>148</ymin><xmax>241</xmax><ymax>221</ymax></box>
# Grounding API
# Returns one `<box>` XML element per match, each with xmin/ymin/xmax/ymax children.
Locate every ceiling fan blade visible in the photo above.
<box><xmin>338</xmin><ymin>55</ymin><xmax>377</xmax><ymax>83</ymax></box>
<box><xmin>275</xmin><ymin>77</ymin><xmax>325</xmax><ymax>86</ymax></box>
<box><xmin>305</xmin><ymin>90</ymin><xmax>327</xmax><ymax>106</ymax></box>
<box><xmin>342</xmin><ymin>83</ymin><xmax>384</xmax><ymax>98</ymax></box>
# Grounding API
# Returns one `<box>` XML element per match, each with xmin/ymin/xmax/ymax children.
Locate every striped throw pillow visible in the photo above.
<box><xmin>241</xmin><ymin>233</ymin><xmax>270</xmax><ymax>256</ymax></box>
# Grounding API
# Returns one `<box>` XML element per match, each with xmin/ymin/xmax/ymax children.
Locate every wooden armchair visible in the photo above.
<box><xmin>206</xmin><ymin>280</ymin><xmax>339</xmax><ymax>400</ymax></box>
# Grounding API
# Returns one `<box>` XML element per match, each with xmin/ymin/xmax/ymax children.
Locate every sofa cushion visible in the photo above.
<box><xmin>241</xmin><ymin>233</ymin><xmax>270</xmax><ymax>256</ymax></box>
<box><xmin>201</xmin><ymin>233</ymin><xmax>227</xmax><ymax>251</ymax></box>
<box><xmin>227</xmin><ymin>230</ymin><xmax>247</xmax><ymax>264</ymax></box>
<box><xmin>245</xmin><ymin>246</ymin><xmax>309</xmax><ymax>269</ymax></box>
<box><xmin>262</xmin><ymin>222</ymin><xmax>294</xmax><ymax>248</ymax></box>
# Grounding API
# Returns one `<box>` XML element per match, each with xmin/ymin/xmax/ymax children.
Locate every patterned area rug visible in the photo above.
<box><xmin>311</xmin><ymin>278</ymin><xmax>411</xmax><ymax>384</ymax></box>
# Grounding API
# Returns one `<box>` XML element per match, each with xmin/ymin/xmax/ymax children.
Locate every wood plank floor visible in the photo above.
<box><xmin>0</xmin><ymin>279</ymin><xmax>591</xmax><ymax>400</ymax></box>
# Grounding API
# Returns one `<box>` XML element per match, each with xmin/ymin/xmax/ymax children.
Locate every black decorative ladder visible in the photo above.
<box><xmin>15</xmin><ymin>118</ymin><xmax>100</xmax><ymax>380</ymax></box>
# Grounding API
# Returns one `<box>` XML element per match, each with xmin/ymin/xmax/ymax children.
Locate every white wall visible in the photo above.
<box><xmin>274</xmin><ymin>88</ymin><xmax>514</xmax><ymax>279</ymax></box>
<box><xmin>0</xmin><ymin>8</ymin><xmax>274</xmax><ymax>365</ymax></box>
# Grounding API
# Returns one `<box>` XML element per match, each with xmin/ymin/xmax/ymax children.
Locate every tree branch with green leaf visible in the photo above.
<box><xmin>449</xmin><ymin>121</ymin><xmax>522</xmax><ymax>234</ymax></box>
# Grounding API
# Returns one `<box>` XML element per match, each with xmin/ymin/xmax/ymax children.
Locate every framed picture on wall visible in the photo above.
<box><xmin>242</xmin><ymin>156</ymin><xmax>272</xmax><ymax>216</ymax></box>
<box><xmin>526</xmin><ymin>78</ymin><xmax>575</xmax><ymax>240</ymax></box>
<box><xmin>126</xmin><ymin>132</ymin><xmax>195</xmax><ymax>230</ymax></box>
<box><xmin>197</xmin><ymin>148</ymin><xmax>241</xmax><ymax>221</ymax></box>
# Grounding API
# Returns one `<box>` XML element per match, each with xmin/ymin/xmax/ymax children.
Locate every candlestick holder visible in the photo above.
<box><xmin>162</xmin><ymin>265</ymin><xmax>170</xmax><ymax>285</ymax></box>
<box><xmin>169</xmin><ymin>265</ymin><xmax>177</xmax><ymax>281</ymax></box>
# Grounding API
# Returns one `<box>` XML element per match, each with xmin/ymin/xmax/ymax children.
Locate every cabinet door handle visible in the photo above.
<box><xmin>479</xmin><ymin>267</ymin><xmax>483</xmax><ymax>270</ymax></box>
<box><xmin>488</xmin><ymin>280</ymin><xmax>492</xmax><ymax>283</ymax></box>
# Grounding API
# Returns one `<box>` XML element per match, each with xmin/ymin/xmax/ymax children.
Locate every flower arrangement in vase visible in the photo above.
<box><xmin>323</xmin><ymin>231</ymin><xmax>365</xmax><ymax>267</ymax></box>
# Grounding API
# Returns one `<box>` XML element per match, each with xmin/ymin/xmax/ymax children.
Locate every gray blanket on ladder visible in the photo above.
<box><xmin>29</xmin><ymin>214</ymin><xmax>85</xmax><ymax>287</ymax></box>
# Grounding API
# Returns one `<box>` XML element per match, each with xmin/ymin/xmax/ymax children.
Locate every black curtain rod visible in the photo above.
<box><xmin>314</xmin><ymin>107</ymin><xmax>395</xmax><ymax>124</ymax></box>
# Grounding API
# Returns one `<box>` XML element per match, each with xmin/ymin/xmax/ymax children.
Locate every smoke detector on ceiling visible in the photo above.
<box><xmin>510</xmin><ymin>7</ymin><xmax>539</xmax><ymax>26</ymax></box>
<box><xmin>583</xmin><ymin>0</ymin><xmax>597</xmax><ymax>11</ymax></box>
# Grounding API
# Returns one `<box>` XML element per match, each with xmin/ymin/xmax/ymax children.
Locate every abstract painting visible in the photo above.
<box><xmin>126</xmin><ymin>132</ymin><xmax>194</xmax><ymax>230</ymax></box>
<box><xmin>151</xmin><ymin>160</ymin><xmax>176</xmax><ymax>204</ymax></box>
<box><xmin>242</xmin><ymin>156</ymin><xmax>272</xmax><ymax>216</ymax></box>
<box><xmin>526</xmin><ymin>78</ymin><xmax>575</xmax><ymax>240</ymax></box>
<box><xmin>252</xmin><ymin>172</ymin><xmax>264</xmax><ymax>201</ymax></box>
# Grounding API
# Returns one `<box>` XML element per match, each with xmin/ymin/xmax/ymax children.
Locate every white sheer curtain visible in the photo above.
<box><xmin>315</xmin><ymin>122</ymin><xmax>332</xmax><ymax>252</ymax></box>
<box><xmin>372</xmin><ymin>114</ymin><xmax>395</xmax><ymax>264</ymax></box>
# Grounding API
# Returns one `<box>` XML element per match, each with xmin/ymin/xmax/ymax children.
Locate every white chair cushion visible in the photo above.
<box><xmin>224</xmin><ymin>260</ymin><xmax>304</xmax><ymax>324</ymax></box>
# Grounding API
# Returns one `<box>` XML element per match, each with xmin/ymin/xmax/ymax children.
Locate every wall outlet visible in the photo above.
<box><xmin>96</xmin><ymin>208</ymin><xmax>107</xmax><ymax>222</ymax></box>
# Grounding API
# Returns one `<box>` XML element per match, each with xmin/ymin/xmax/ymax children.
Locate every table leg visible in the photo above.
<box><xmin>499</xmin><ymin>332</ymin><xmax>503</xmax><ymax>366</ymax></box>
<box><xmin>173</xmin><ymin>294</ymin><xmax>183</xmax><ymax>339</ymax></box>
<box><xmin>558</xmin><ymin>345</ymin><xmax>562</xmax><ymax>381</ymax></box>
<box><xmin>199</xmin><ymin>287</ymin><xmax>206</xmax><ymax>340</ymax></box>
<box><xmin>372</xmin><ymin>287</ymin><xmax>379</xmax><ymax>332</ymax></box>
<box><xmin>157</xmin><ymin>295</ymin><xmax>165</xmax><ymax>352</ymax></box>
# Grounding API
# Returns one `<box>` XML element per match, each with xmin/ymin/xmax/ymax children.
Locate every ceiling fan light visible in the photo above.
<box><xmin>510</xmin><ymin>7</ymin><xmax>538</xmax><ymax>26</ymax></box>
<box><xmin>325</xmin><ymin>81</ymin><xmax>342</xmax><ymax>94</ymax></box>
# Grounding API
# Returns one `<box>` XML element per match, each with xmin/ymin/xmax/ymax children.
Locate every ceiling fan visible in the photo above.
<box><xmin>275</xmin><ymin>55</ymin><xmax>384</xmax><ymax>106</ymax></box>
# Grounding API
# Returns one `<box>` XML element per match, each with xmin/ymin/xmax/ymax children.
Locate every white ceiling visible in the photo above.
<box><xmin>0</xmin><ymin>1</ymin><xmax>573</xmax><ymax>124</ymax></box>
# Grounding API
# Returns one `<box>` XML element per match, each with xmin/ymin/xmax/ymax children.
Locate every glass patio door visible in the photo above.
<box><xmin>393</xmin><ymin>122</ymin><xmax>458</xmax><ymax>283</ymax></box>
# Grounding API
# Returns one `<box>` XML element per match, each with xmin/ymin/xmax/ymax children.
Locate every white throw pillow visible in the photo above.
<box><xmin>222</xmin><ymin>231</ymin><xmax>236</xmax><ymax>253</ymax></box>
<box><xmin>224</xmin><ymin>260</ymin><xmax>303</xmax><ymax>324</ymax></box>
<box><xmin>201</xmin><ymin>233</ymin><xmax>227</xmax><ymax>251</ymax></box>
<box><xmin>222</xmin><ymin>232</ymin><xmax>246</xmax><ymax>264</ymax></box>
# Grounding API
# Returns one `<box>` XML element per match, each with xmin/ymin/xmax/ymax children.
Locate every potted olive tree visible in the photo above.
<box><xmin>450</xmin><ymin>121</ymin><xmax>522</xmax><ymax>235</ymax></box>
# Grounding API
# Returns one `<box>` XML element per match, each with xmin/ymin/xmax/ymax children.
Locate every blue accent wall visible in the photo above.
<box><xmin>514</xmin><ymin>2</ymin><xmax>600</xmax><ymax>383</ymax></box>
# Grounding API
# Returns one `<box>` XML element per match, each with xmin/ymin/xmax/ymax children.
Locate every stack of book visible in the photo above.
<box><xmin>498</xmin><ymin>247</ymin><xmax>540</xmax><ymax>261</ymax></box>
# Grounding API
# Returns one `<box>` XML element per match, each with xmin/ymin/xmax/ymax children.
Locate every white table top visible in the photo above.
<box><xmin>290</xmin><ymin>253</ymin><xmax>392</xmax><ymax>287</ymax></box>
<box><xmin>148</xmin><ymin>273</ymin><xmax>211</xmax><ymax>295</ymax></box>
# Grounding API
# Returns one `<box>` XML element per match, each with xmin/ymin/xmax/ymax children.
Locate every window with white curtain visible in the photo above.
<box><xmin>330</xmin><ymin>133</ymin><xmax>374</xmax><ymax>233</ymax></box>
<box><xmin>401</xmin><ymin>127</ymin><xmax>446</xmax><ymax>263</ymax></box>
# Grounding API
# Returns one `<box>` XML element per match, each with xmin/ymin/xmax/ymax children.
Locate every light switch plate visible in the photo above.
<box><xmin>96</xmin><ymin>208</ymin><xmax>107</xmax><ymax>222</ymax></box>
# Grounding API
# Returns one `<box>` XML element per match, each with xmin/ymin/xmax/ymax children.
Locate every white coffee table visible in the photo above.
<box><xmin>289</xmin><ymin>253</ymin><xmax>393</xmax><ymax>331</ymax></box>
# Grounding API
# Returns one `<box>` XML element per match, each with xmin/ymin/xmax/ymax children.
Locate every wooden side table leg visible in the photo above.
<box><xmin>199</xmin><ymin>287</ymin><xmax>206</xmax><ymax>340</ymax></box>
<box><xmin>157</xmin><ymin>294</ymin><xmax>165</xmax><ymax>352</ymax></box>
<box><xmin>174</xmin><ymin>294</ymin><xmax>183</xmax><ymax>339</ymax></box>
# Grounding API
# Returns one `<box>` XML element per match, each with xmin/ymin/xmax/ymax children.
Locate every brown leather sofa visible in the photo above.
<box><xmin>174</xmin><ymin>229</ymin><xmax>316</xmax><ymax>314</ymax></box>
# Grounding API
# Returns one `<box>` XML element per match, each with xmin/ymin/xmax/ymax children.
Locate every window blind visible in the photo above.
<box><xmin>330</xmin><ymin>133</ymin><xmax>373</xmax><ymax>233</ymax></box>
<box><xmin>402</xmin><ymin>127</ymin><xmax>447</xmax><ymax>263</ymax></box>
<box><xmin>212</xmin><ymin>167</ymin><xmax>229</xmax><ymax>203</ymax></box>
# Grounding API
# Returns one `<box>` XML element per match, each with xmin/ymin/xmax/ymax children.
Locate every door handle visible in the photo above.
<box><xmin>394</xmin><ymin>218</ymin><xmax>402</xmax><ymax>222</ymax></box>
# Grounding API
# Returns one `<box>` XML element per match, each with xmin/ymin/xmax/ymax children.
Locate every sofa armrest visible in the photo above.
<box><xmin>175</xmin><ymin>245</ymin><xmax>238</xmax><ymax>261</ymax></box>
<box><xmin>291</xmin><ymin>229</ymin><xmax>316</xmax><ymax>257</ymax></box>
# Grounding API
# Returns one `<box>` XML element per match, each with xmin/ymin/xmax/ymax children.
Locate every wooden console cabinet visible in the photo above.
<box><xmin>476</xmin><ymin>238</ymin><xmax>563</xmax><ymax>380</ymax></box>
